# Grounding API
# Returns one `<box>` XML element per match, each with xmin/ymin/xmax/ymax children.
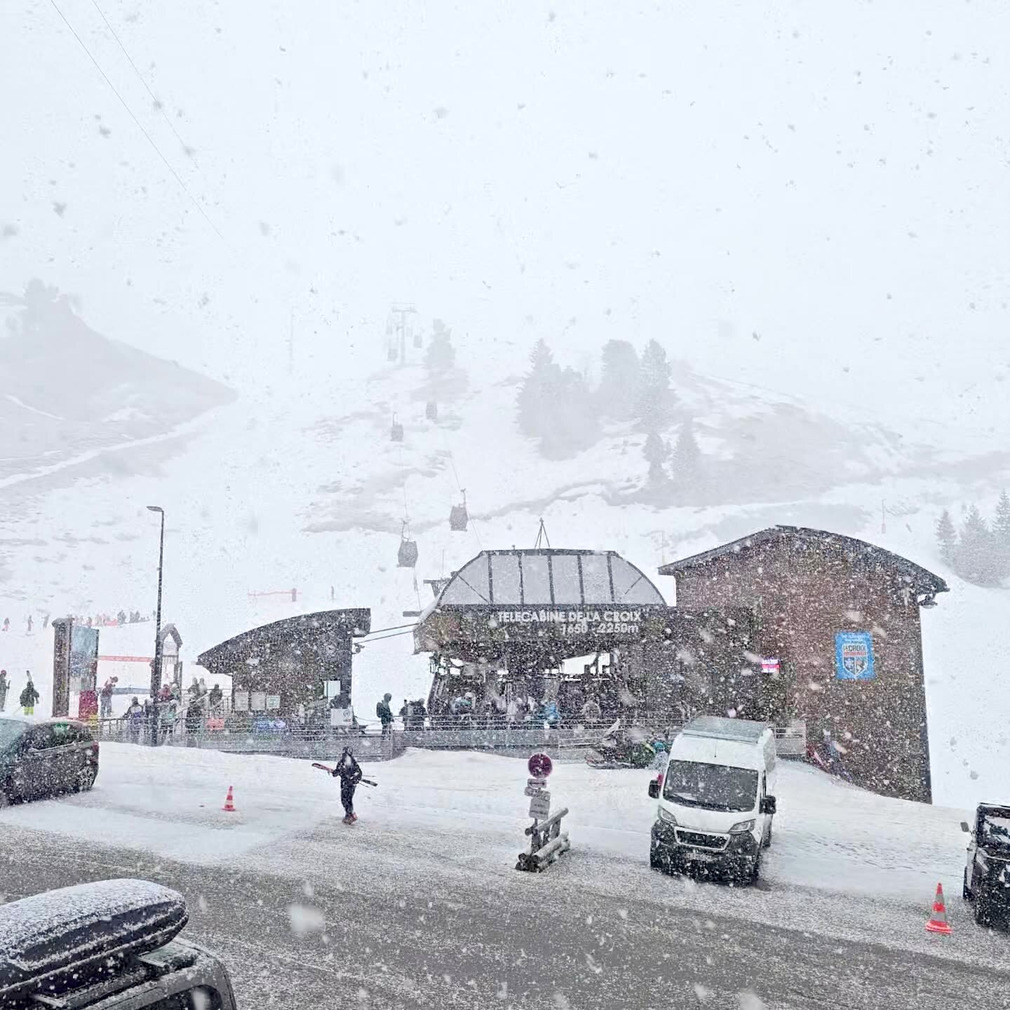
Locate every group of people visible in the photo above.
<box><xmin>0</xmin><ymin>670</ymin><xmax>39</xmax><ymax>714</ymax></box>
<box><xmin>0</xmin><ymin>616</ymin><xmax>44</xmax><ymax>634</ymax></box>
<box><xmin>82</xmin><ymin>610</ymin><xmax>149</xmax><ymax>628</ymax></box>
<box><xmin>0</xmin><ymin>609</ymin><xmax>151</xmax><ymax>635</ymax></box>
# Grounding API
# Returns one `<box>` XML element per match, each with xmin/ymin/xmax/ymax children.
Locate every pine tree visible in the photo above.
<box><xmin>540</xmin><ymin>367</ymin><xmax>600</xmax><ymax>459</ymax></box>
<box><xmin>670</xmin><ymin>419</ymin><xmax>702</xmax><ymax>492</ymax></box>
<box><xmin>636</xmin><ymin>339</ymin><xmax>674</xmax><ymax>430</ymax></box>
<box><xmin>516</xmin><ymin>340</ymin><xmax>561</xmax><ymax>438</ymax></box>
<box><xmin>956</xmin><ymin>506</ymin><xmax>997</xmax><ymax>585</ymax></box>
<box><xmin>598</xmin><ymin>340</ymin><xmax>640</xmax><ymax>421</ymax></box>
<box><xmin>993</xmin><ymin>490</ymin><xmax>1010</xmax><ymax>580</ymax></box>
<box><xmin>935</xmin><ymin>510</ymin><xmax>957</xmax><ymax>565</ymax></box>
<box><xmin>516</xmin><ymin>342</ymin><xmax>599</xmax><ymax>457</ymax></box>
<box><xmin>425</xmin><ymin>319</ymin><xmax>455</xmax><ymax>376</ymax></box>
<box><xmin>643</xmin><ymin>431</ymin><xmax>668</xmax><ymax>486</ymax></box>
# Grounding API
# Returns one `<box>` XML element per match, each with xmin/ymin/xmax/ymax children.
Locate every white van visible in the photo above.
<box><xmin>648</xmin><ymin>716</ymin><xmax>777</xmax><ymax>882</ymax></box>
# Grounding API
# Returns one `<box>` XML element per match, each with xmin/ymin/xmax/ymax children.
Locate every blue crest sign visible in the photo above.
<box><xmin>835</xmin><ymin>631</ymin><xmax>875</xmax><ymax>680</ymax></box>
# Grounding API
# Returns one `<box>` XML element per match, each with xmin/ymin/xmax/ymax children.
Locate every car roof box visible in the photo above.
<box><xmin>0</xmin><ymin>879</ymin><xmax>187</xmax><ymax>1004</ymax></box>
<box><xmin>681</xmin><ymin>716</ymin><xmax>771</xmax><ymax>744</ymax></box>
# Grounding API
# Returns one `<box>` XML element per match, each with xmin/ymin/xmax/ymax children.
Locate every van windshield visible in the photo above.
<box><xmin>980</xmin><ymin>813</ymin><xmax>1010</xmax><ymax>850</ymax></box>
<box><xmin>663</xmin><ymin>759</ymin><xmax>759</xmax><ymax>813</ymax></box>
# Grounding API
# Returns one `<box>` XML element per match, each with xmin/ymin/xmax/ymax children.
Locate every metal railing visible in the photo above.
<box><xmin>86</xmin><ymin>710</ymin><xmax>806</xmax><ymax>763</ymax></box>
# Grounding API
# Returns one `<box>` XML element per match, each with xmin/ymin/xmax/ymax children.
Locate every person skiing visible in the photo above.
<box><xmin>2</xmin><ymin>617</ymin><xmax>8</xmax><ymax>632</ymax></box>
<box><xmin>331</xmin><ymin>747</ymin><xmax>363</xmax><ymax>823</ymax></box>
<box><xmin>0</xmin><ymin>670</ymin><xmax>8</xmax><ymax>712</ymax></box>
<box><xmin>376</xmin><ymin>693</ymin><xmax>393</xmax><ymax>737</ymax></box>
<box><xmin>20</xmin><ymin>674</ymin><xmax>39</xmax><ymax>716</ymax></box>
<box><xmin>25</xmin><ymin>615</ymin><xmax>32</xmax><ymax>634</ymax></box>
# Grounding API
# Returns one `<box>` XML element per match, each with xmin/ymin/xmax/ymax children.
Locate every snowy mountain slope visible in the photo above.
<box><xmin>0</xmin><ymin>282</ymin><xmax>233</xmax><ymax>481</ymax></box>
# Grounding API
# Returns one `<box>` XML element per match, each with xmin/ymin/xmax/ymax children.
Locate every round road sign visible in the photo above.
<box><xmin>528</xmin><ymin>753</ymin><xmax>553</xmax><ymax>778</ymax></box>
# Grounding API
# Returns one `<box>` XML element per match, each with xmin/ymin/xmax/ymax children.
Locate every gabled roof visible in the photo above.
<box><xmin>159</xmin><ymin>623</ymin><xmax>182</xmax><ymax>648</ymax></box>
<box><xmin>658</xmin><ymin>526</ymin><xmax>948</xmax><ymax>597</ymax></box>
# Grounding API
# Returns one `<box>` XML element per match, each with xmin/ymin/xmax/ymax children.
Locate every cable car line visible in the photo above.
<box><xmin>47</xmin><ymin>0</ymin><xmax>228</xmax><ymax>247</ymax></box>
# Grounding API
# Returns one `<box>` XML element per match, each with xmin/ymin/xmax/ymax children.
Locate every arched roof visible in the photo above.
<box><xmin>196</xmin><ymin>609</ymin><xmax>371</xmax><ymax>673</ymax></box>
<box><xmin>432</xmin><ymin>549</ymin><xmax>666</xmax><ymax>609</ymax></box>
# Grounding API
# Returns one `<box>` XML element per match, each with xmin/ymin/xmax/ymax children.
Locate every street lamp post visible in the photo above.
<box><xmin>147</xmin><ymin>506</ymin><xmax>165</xmax><ymax>746</ymax></box>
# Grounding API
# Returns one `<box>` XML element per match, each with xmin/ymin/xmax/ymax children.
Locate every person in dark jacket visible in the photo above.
<box><xmin>376</xmin><ymin>693</ymin><xmax>394</xmax><ymax>737</ymax></box>
<box><xmin>20</xmin><ymin>674</ymin><xmax>39</xmax><ymax>716</ymax></box>
<box><xmin>332</xmin><ymin>747</ymin><xmax>363</xmax><ymax>823</ymax></box>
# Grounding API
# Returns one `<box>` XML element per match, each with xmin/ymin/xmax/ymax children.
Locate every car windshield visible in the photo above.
<box><xmin>980</xmin><ymin>813</ymin><xmax>1010</xmax><ymax>850</ymax></box>
<box><xmin>0</xmin><ymin>718</ymin><xmax>28</xmax><ymax>752</ymax></box>
<box><xmin>663</xmin><ymin>759</ymin><xmax>759</xmax><ymax>813</ymax></box>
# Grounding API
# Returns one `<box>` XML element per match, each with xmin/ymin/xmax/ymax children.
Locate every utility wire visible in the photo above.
<box><xmin>47</xmin><ymin>0</ymin><xmax>229</xmax><ymax>247</ymax></box>
<box><xmin>89</xmin><ymin>0</ymin><xmax>200</xmax><ymax>168</ymax></box>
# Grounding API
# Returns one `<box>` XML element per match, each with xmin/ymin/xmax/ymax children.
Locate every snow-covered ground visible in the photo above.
<box><xmin>2</xmin><ymin>743</ymin><xmax>1005</xmax><ymax>968</ymax></box>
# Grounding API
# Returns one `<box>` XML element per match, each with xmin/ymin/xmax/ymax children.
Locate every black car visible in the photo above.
<box><xmin>0</xmin><ymin>717</ymin><xmax>99</xmax><ymax>806</ymax></box>
<box><xmin>961</xmin><ymin>802</ymin><xmax>1010</xmax><ymax>927</ymax></box>
<box><xmin>0</xmin><ymin>878</ymin><xmax>238</xmax><ymax>1008</ymax></box>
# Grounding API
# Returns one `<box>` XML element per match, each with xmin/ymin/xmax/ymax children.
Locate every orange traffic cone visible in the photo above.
<box><xmin>925</xmin><ymin>882</ymin><xmax>952</xmax><ymax>934</ymax></box>
<box><xmin>222</xmin><ymin>786</ymin><xmax>236</xmax><ymax>813</ymax></box>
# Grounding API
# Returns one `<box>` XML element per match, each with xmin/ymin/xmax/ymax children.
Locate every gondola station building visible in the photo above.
<box><xmin>658</xmin><ymin>526</ymin><xmax>947</xmax><ymax>803</ymax></box>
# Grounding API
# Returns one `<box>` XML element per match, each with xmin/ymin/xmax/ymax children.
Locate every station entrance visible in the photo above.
<box><xmin>413</xmin><ymin>548</ymin><xmax>756</xmax><ymax>728</ymax></box>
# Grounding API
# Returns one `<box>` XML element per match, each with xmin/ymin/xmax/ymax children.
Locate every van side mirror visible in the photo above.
<box><xmin>648</xmin><ymin>780</ymin><xmax>660</xmax><ymax>800</ymax></box>
<box><xmin>760</xmin><ymin>796</ymin><xmax>777</xmax><ymax>815</ymax></box>
<box><xmin>960</xmin><ymin>821</ymin><xmax>970</xmax><ymax>833</ymax></box>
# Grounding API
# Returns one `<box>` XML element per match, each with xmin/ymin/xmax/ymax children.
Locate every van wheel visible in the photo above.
<box><xmin>975</xmin><ymin>893</ymin><xmax>991</xmax><ymax>927</ymax></box>
<box><xmin>762</xmin><ymin>822</ymin><xmax>772</xmax><ymax>849</ymax></box>
<box><xmin>748</xmin><ymin>855</ymin><xmax>762</xmax><ymax>885</ymax></box>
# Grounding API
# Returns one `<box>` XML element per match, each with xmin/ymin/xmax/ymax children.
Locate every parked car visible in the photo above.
<box><xmin>649</xmin><ymin>716</ymin><xmax>777</xmax><ymax>883</ymax></box>
<box><xmin>0</xmin><ymin>878</ymin><xmax>238</xmax><ymax>1008</ymax></box>
<box><xmin>961</xmin><ymin>802</ymin><xmax>1010</xmax><ymax>927</ymax></box>
<box><xmin>0</xmin><ymin>716</ymin><xmax>99</xmax><ymax>807</ymax></box>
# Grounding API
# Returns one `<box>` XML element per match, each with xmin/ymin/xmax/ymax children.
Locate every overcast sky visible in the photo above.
<box><xmin>2</xmin><ymin>0</ymin><xmax>1008</xmax><ymax>437</ymax></box>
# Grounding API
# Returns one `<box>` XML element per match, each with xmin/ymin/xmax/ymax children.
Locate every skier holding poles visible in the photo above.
<box><xmin>313</xmin><ymin>747</ymin><xmax>371</xmax><ymax>824</ymax></box>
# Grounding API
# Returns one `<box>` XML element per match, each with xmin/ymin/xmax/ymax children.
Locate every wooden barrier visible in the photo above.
<box><xmin>516</xmin><ymin>807</ymin><xmax>571</xmax><ymax>872</ymax></box>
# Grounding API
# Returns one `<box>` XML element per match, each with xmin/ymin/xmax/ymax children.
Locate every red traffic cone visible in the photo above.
<box><xmin>925</xmin><ymin>882</ymin><xmax>952</xmax><ymax>934</ymax></box>
<box><xmin>222</xmin><ymin>786</ymin><xmax>236</xmax><ymax>813</ymax></box>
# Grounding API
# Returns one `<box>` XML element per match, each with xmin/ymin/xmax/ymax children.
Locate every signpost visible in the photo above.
<box><xmin>517</xmin><ymin>755</ymin><xmax>570</xmax><ymax>874</ymax></box>
<box><xmin>525</xmin><ymin>754</ymin><xmax>553</xmax><ymax>819</ymax></box>
<box><xmin>528</xmin><ymin>790</ymin><xmax>551</xmax><ymax>819</ymax></box>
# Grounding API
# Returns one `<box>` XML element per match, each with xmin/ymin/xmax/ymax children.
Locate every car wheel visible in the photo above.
<box><xmin>75</xmin><ymin>765</ymin><xmax>97</xmax><ymax>793</ymax></box>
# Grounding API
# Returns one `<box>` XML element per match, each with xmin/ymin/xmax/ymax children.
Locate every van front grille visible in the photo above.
<box><xmin>675</xmin><ymin>829</ymin><xmax>728</xmax><ymax>851</ymax></box>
